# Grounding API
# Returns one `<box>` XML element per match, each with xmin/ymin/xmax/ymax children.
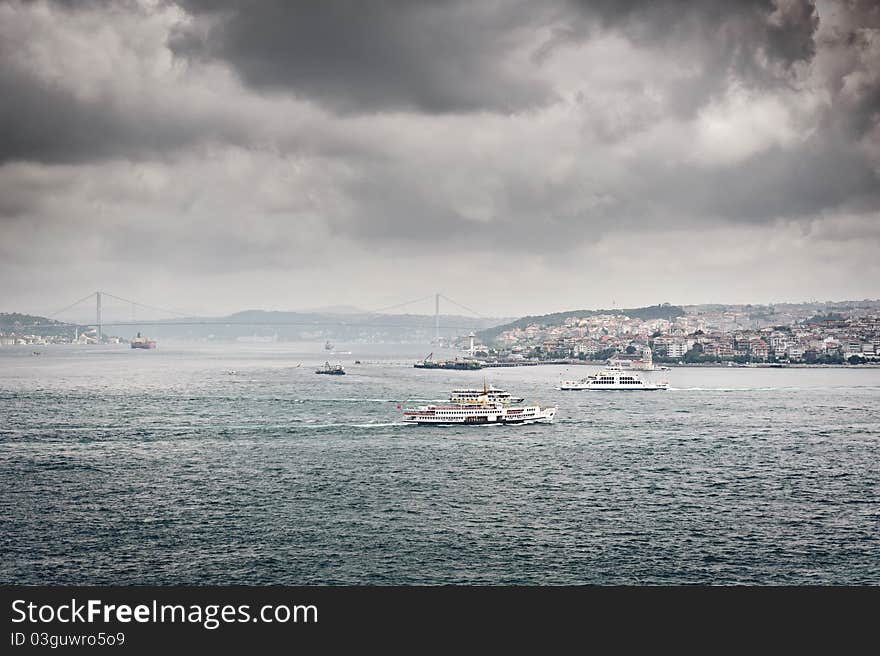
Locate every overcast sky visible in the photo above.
<box><xmin>1</xmin><ymin>0</ymin><xmax>878</xmax><ymax>319</ymax></box>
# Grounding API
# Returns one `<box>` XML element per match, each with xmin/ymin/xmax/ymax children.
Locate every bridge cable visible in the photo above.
<box><xmin>439</xmin><ymin>294</ymin><xmax>486</xmax><ymax>319</ymax></box>
<box><xmin>48</xmin><ymin>292</ymin><xmax>97</xmax><ymax>319</ymax></box>
<box><xmin>99</xmin><ymin>291</ymin><xmax>195</xmax><ymax>318</ymax></box>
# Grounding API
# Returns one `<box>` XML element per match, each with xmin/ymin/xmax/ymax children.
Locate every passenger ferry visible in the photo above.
<box><xmin>558</xmin><ymin>365</ymin><xmax>669</xmax><ymax>391</ymax></box>
<box><xmin>402</xmin><ymin>385</ymin><xmax>556</xmax><ymax>425</ymax></box>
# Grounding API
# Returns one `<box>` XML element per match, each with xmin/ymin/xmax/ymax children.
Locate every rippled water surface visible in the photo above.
<box><xmin>2</xmin><ymin>344</ymin><xmax>879</xmax><ymax>584</ymax></box>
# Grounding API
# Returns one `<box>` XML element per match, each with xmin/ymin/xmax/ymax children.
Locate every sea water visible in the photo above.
<box><xmin>1</xmin><ymin>344</ymin><xmax>878</xmax><ymax>584</ymax></box>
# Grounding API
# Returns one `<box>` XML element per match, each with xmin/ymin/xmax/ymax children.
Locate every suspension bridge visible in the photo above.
<box><xmin>39</xmin><ymin>291</ymin><xmax>495</xmax><ymax>341</ymax></box>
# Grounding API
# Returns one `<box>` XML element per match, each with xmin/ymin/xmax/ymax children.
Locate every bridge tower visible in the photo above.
<box><xmin>434</xmin><ymin>293</ymin><xmax>440</xmax><ymax>343</ymax></box>
<box><xmin>96</xmin><ymin>291</ymin><xmax>102</xmax><ymax>342</ymax></box>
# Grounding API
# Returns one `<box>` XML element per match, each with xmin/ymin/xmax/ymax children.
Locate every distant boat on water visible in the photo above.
<box><xmin>131</xmin><ymin>332</ymin><xmax>157</xmax><ymax>349</ymax></box>
<box><xmin>557</xmin><ymin>364</ymin><xmax>668</xmax><ymax>390</ymax></box>
<box><xmin>316</xmin><ymin>361</ymin><xmax>345</xmax><ymax>375</ymax></box>
<box><xmin>414</xmin><ymin>352</ymin><xmax>482</xmax><ymax>370</ymax></box>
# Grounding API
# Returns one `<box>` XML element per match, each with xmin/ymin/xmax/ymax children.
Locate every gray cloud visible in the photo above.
<box><xmin>538</xmin><ymin>0</ymin><xmax>820</xmax><ymax>125</ymax></box>
<box><xmin>0</xmin><ymin>65</ymin><xmax>223</xmax><ymax>165</ymax></box>
<box><xmin>0</xmin><ymin>0</ymin><xmax>242</xmax><ymax>164</ymax></box>
<box><xmin>170</xmin><ymin>0</ymin><xmax>559</xmax><ymax>114</ymax></box>
<box><xmin>813</xmin><ymin>0</ymin><xmax>880</xmax><ymax>140</ymax></box>
<box><xmin>170</xmin><ymin>1</ymin><xmax>823</xmax><ymax>118</ymax></box>
<box><xmin>1</xmin><ymin>0</ymin><xmax>879</xmax><ymax>315</ymax></box>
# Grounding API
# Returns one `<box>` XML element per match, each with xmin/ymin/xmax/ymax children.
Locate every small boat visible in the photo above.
<box><xmin>316</xmin><ymin>361</ymin><xmax>345</xmax><ymax>375</ymax></box>
<box><xmin>131</xmin><ymin>332</ymin><xmax>157</xmax><ymax>349</ymax></box>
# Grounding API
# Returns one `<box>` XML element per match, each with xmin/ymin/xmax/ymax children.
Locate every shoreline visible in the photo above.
<box><xmin>484</xmin><ymin>359</ymin><xmax>880</xmax><ymax>369</ymax></box>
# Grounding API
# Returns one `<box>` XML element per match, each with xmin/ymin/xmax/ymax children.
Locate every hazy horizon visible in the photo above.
<box><xmin>1</xmin><ymin>1</ymin><xmax>878</xmax><ymax>317</ymax></box>
<box><xmin>5</xmin><ymin>295</ymin><xmax>879</xmax><ymax>329</ymax></box>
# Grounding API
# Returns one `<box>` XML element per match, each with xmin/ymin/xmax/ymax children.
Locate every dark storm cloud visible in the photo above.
<box><xmin>0</xmin><ymin>0</ymin><xmax>245</xmax><ymax>165</ymax></box>
<box><xmin>0</xmin><ymin>0</ymin><xmax>879</xmax><ymax>316</ymax></box>
<box><xmin>542</xmin><ymin>0</ymin><xmax>820</xmax><ymax>121</ymax></box>
<box><xmin>171</xmin><ymin>0</ymin><xmax>819</xmax><ymax>117</ymax></box>
<box><xmin>814</xmin><ymin>0</ymin><xmax>880</xmax><ymax>139</ymax></box>
<box><xmin>568</xmin><ymin>0</ymin><xmax>818</xmax><ymax>65</ymax></box>
<box><xmin>170</xmin><ymin>0</ymin><xmax>559</xmax><ymax>114</ymax></box>
<box><xmin>1</xmin><ymin>0</ymin><xmax>879</xmax><ymax>311</ymax></box>
<box><xmin>0</xmin><ymin>65</ymin><xmax>219</xmax><ymax>165</ymax></box>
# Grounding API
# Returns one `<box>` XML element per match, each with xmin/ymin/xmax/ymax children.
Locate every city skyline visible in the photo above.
<box><xmin>1</xmin><ymin>1</ymin><xmax>879</xmax><ymax>316</ymax></box>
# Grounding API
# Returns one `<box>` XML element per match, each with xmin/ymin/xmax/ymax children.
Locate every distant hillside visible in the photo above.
<box><xmin>98</xmin><ymin>309</ymin><xmax>509</xmax><ymax>343</ymax></box>
<box><xmin>297</xmin><ymin>305</ymin><xmax>366</xmax><ymax>314</ymax></box>
<box><xmin>0</xmin><ymin>313</ymin><xmax>72</xmax><ymax>336</ymax></box>
<box><xmin>477</xmin><ymin>304</ymin><xmax>686</xmax><ymax>343</ymax></box>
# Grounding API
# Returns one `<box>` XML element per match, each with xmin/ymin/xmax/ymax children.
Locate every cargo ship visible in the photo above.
<box><xmin>130</xmin><ymin>332</ymin><xmax>157</xmax><ymax>349</ymax></box>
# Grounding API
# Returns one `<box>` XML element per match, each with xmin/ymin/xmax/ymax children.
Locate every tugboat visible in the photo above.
<box><xmin>130</xmin><ymin>332</ymin><xmax>157</xmax><ymax>349</ymax></box>
<box><xmin>316</xmin><ymin>361</ymin><xmax>345</xmax><ymax>375</ymax></box>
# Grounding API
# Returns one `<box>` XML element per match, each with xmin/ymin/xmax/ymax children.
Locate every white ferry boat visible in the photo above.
<box><xmin>403</xmin><ymin>386</ymin><xmax>556</xmax><ymax>425</ymax></box>
<box><xmin>558</xmin><ymin>365</ymin><xmax>669</xmax><ymax>391</ymax></box>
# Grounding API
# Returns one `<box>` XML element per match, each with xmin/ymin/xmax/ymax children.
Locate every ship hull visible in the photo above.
<box><xmin>584</xmin><ymin>387</ymin><xmax>666</xmax><ymax>391</ymax></box>
<box><xmin>558</xmin><ymin>386</ymin><xmax>666</xmax><ymax>391</ymax></box>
